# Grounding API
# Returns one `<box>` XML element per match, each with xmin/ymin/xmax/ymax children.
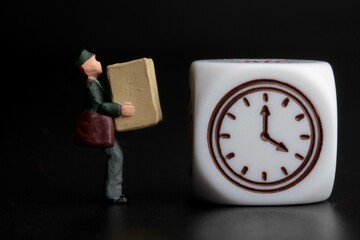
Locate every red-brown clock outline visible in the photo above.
<box><xmin>208</xmin><ymin>79</ymin><xmax>323</xmax><ymax>193</ymax></box>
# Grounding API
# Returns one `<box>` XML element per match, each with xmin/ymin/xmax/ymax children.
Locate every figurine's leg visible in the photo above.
<box><xmin>104</xmin><ymin>140</ymin><xmax>123</xmax><ymax>199</ymax></box>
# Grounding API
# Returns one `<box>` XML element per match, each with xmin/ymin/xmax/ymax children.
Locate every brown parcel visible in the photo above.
<box><xmin>107</xmin><ymin>58</ymin><xmax>163</xmax><ymax>131</ymax></box>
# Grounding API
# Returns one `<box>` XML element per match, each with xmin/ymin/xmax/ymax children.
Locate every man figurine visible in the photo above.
<box><xmin>75</xmin><ymin>49</ymin><xmax>135</xmax><ymax>205</ymax></box>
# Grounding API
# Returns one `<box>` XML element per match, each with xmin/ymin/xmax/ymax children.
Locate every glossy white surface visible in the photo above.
<box><xmin>189</xmin><ymin>59</ymin><xmax>337</xmax><ymax>205</ymax></box>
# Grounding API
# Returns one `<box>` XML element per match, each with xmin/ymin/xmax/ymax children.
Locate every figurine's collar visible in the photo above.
<box><xmin>87</xmin><ymin>79</ymin><xmax>104</xmax><ymax>91</ymax></box>
<box><xmin>94</xmin><ymin>79</ymin><xmax>104</xmax><ymax>91</ymax></box>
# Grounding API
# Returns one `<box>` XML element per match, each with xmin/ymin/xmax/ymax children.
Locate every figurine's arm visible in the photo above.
<box><xmin>98</xmin><ymin>102</ymin><xmax>121</xmax><ymax>117</ymax></box>
<box><xmin>88</xmin><ymin>81</ymin><xmax>135</xmax><ymax>117</ymax></box>
<box><xmin>98</xmin><ymin>102</ymin><xmax>135</xmax><ymax>117</ymax></box>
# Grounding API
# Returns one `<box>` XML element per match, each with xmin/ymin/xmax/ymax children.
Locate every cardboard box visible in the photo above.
<box><xmin>107</xmin><ymin>58</ymin><xmax>162</xmax><ymax>131</ymax></box>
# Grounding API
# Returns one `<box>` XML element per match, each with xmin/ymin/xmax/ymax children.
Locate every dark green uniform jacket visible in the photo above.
<box><xmin>83</xmin><ymin>79</ymin><xmax>121</xmax><ymax>117</ymax></box>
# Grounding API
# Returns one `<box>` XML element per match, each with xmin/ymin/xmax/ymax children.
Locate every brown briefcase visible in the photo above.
<box><xmin>74</xmin><ymin>111</ymin><xmax>115</xmax><ymax>148</ymax></box>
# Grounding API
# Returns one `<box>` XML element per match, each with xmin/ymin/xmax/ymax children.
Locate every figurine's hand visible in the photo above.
<box><xmin>121</xmin><ymin>102</ymin><xmax>135</xmax><ymax>117</ymax></box>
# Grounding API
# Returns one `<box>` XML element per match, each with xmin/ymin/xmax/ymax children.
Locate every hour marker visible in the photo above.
<box><xmin>241</xmin><ymin>166</ymin><xmax>249</xmax><ymax>175</ymax></box>
<box><xmin>226</xmin><ymin>152</ymin><xmax>235</xmax><ymax>159</ymax></box>
<box><xmin>282</xmin><ymin>98</ymin><xmax>289</xmax><ymax>107</ymax></box>
<box><xmin>300</xmin><ymin>134</ymin><xmax>310</xmax><ymax>140</ymax></box>
<box><xmin>281</xmin><ymin>167</ymin><xmax>288</xmax><ymax>176</ymax></box>
<box><xmin>295</xmin><ymin>153</ymin><xmax>304</xmax><ymax>160</ymax></box>
<box><xmin>220</xmin><ymin>133</ymin><xmax>231</xmax><ymax>139</ymax></box>
<box><xmin>243</xmin><ymin>97</ymin><xmax>250</xmax><ymax>107</ymax></box>
<box><xmin>295</xmin><ymin>114</ymin><xmax>305</xmax><ymax>121</ymax></box>
<box><xmin>262</xmin><ymin>172</ymin><xmax>267</xmax><ymax>181</ymax></box>
<box><xmin>241</xmin><ymin>166</ymin><xmax>248</xmax><ymax>175</ymax></box>
<box><xmin>226</xmin><ymin>113</ymin><xmax>236</xmax><ymax>120</ymax></box>
<box><xmin>263</xmin><ymin>93</ymin><xmax>268</xmax><ymax>102</ymax></box>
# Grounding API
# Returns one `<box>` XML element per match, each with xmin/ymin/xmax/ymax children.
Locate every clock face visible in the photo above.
<box><xmin>208</xmin><ymin>79</ymin><xmax>323</xmax><ymax>193</ymax></box>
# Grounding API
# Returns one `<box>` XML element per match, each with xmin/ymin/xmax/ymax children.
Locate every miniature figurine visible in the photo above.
<box><xmin>75</xmin><ymin>49</ymin><xmax>135</xmax><ymax>205</ymax></box>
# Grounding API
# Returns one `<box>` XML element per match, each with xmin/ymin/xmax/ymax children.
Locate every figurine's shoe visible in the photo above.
<box><xmin>104</xmin><ymin>194</ymin><xmax>128</xmax><ymax>206</ymax></box>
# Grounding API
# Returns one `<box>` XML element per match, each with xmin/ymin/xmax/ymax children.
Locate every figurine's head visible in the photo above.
<box><xmin>76</xmin><ymin>49</ymin><xmax>102</xmax><ymax>80</ymax></box>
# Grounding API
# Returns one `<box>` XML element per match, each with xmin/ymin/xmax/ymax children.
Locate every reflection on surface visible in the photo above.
<box><xmin>101</xmin><ymin>203</ymin><xmax>176</xmax><ymax>240</ymax></box>
<box><xmin>186</xmin><ymin>202</ymin><xmax>348</xmax><ymax>240</ymax></box>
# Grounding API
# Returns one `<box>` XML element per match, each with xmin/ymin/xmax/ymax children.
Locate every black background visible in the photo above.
<box><xmin>1</xmin><ymin>0</ymin><xmax>359</xmax><ymax>239</ymax></box>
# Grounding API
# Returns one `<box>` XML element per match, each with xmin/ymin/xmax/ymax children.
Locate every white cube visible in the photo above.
<box><xmin>189</xmin><ymin>59</ymin><xmax>337</xmax><ymax>205</ymax></box>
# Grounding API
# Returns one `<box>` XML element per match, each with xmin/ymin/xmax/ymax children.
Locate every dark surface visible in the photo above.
<box><xmin>1</xmin><ymin>1</ymin><xmax>359</xmax><ymax>239</ymax></box>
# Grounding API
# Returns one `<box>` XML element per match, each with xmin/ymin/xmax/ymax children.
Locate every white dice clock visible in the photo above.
<box><xmin>189</xmin><ymin>59</ymin><xmax>337</xmax><ymax>205</ymax></box>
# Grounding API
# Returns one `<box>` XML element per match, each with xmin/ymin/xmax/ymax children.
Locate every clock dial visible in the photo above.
<box><xmin>208</xmin><ymin>79</ymin><xmax>322</xmax><ymax>192</ymax></box>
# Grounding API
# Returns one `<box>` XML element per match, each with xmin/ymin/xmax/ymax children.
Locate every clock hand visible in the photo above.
<box><xmin>264</xmin><ymin>136</ymin><xmax>288</xmax><ymax>152</ymax></box>
<box><xmin>260</xmin><ymin>105</ymin><xmax>270</xmax><ymax>134</ymax></box>
<box><xmin>259</xmin><ymin>105</ymin><xmax>288</xmax><ymax>152</ymax></box>
<box><xmin>260</xmin><ymin>105</ymin><xmax>271</xmax><ymax>141</ymax></box>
